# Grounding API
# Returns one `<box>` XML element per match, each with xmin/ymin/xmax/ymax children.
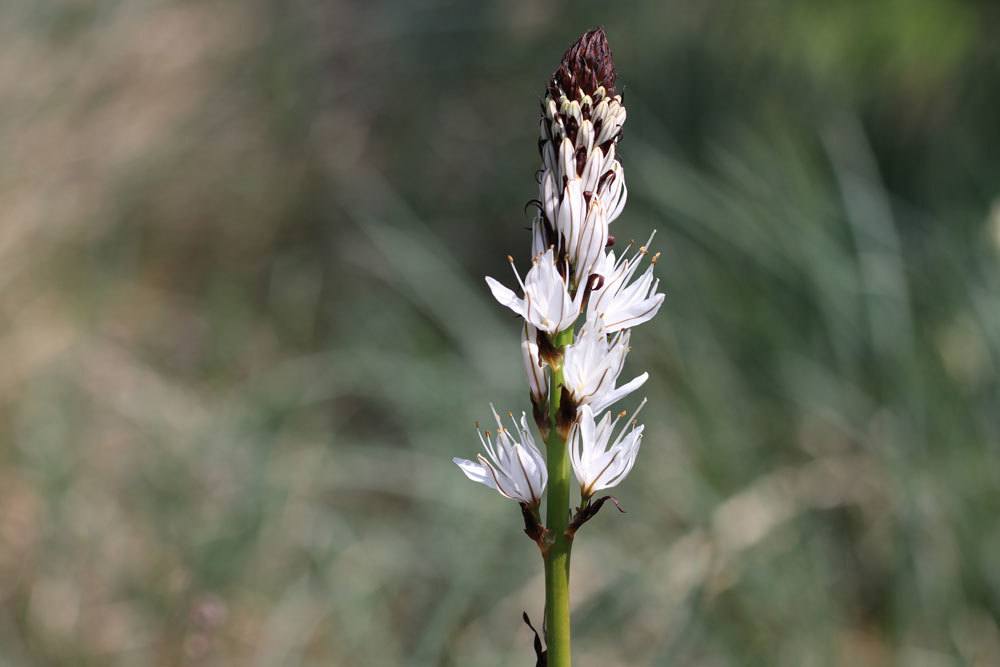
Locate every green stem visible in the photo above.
<box><xmin>544</xmin><ymin>328</ymin><xmax>574</xmax><ymax>667</ymax></box>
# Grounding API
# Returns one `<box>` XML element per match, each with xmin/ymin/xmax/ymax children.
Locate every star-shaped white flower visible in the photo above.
<box><xmin>453</xmin><ymin>407</ymin><xmax>547</xmax><ymax>505</ymax></box>
<box><xmin>587</xmin><ymin>233</ymin><xmax>665</xmax><ymax>334</ymax></box>
<box><xmin>562</xmin><ymin>319</ymin><xmax>648</xmax><ymax>414</ymax></box>
<box><xmin>569</xmin><ymin>402</ymin><xmax>644</xmax><ymax>500</ymax></box>
<box><xmin>486</xmin><ymin>248</ymin><xmax>583</xmax><ymax>334</ymax></box>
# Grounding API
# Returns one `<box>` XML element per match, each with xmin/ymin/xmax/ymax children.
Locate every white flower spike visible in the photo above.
<box><xmin>485</xmin><ymin>248</ymin><xmax>583</xmax><ymax>334</ymax></box>
<box><xmin>453</xmin><ymin>406</ymin><xmax>547</xmax><ymax>505</ymax></box>
<box><xmin>562</xmin><ymin>319</ymin><xmax>648</xmax><ymax>414</ymax></box>
<box><xmin>588</xmin><ymin>232</ymin><xmax>665</xmax><ymax>334</ymax></box>
<box><xmin>458</xmin><ymin>28</ymin><xmax>665</xmax><ymax>663</ymax></box>
<box><xmin>569</xmin><ymin>402</ymin><xmax>645</xmax><ymax>500</ymax></box>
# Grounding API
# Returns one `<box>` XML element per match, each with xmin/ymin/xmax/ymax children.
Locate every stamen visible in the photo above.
<box><xmin>508</xmin><ymin>256</ymin><xmax>527</xmax><ymax>291</ymax></box>
<box><xmin>631</xmin><ymin>397</ymin><xmax>648</xmax><ymax>422</ymax></box>
<box><xmin>613</xmin><ymin>240</ymin><xmax>634</xmax><ymax>270</ymax></box>
<box><xmin>510</xmin><ymin>412</ymin><xmax>524</xmax><ymax>439</ymax></box>
<box><xmin>611</xmin><ymin>397</ymin><xmax>647</xmax><ymax>448</ymax></box>
<box><xmin>636</xmin><ymin>231</ymin><xmax>658</xmax><ymax>259</ymax></box>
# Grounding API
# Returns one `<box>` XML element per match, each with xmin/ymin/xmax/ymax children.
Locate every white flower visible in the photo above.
<box><xmin>562</xmin><ymin>319</ymin><xmax>648</xmax><ymax>414</ymax></box>
<box><xmin>453</xmin><ymin>407</ymin><xmax>548</xmax><ymax>505</ymax></box>
<box><xmin>521</xmin><ymin>322</ymin><xmax>547</xmax><ymax>404</ymax></box>
<box><xmin>587</xmin><ymin>233</ymin><xmax>665</xmax><ymax>334</ymax></box>
<box><xmin>485</xmin><ymin>248</ymin><xmax>582</xmax><ymax>334</ymax></box>
<box><xmin>569</xmin><ymin>403</ymin><xmax>644</xmax><ymax>499</ymax></box>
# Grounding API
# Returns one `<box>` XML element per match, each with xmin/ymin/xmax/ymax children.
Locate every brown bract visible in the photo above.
<box><xmin>547</xmin><ymin>27</ymin><xmax>617</xmax><ymax>99</ymax></box>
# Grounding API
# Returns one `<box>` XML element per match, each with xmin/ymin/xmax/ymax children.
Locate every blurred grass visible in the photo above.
<box><xmin>1</xmin><ymin>0</ymin><xmax>999</xmax><ymax>665</ymax></box>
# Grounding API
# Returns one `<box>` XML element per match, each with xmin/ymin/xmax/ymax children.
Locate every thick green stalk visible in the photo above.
<box><xmin>544</xmin><ymin>328</ymin><xmax>574</xmax><ymax>667</ymax></box>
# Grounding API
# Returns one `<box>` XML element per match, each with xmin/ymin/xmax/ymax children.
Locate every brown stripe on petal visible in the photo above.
<box><xmin>598</xmin><ymin>169</ymin><xmax>616</xmax><ymax>192</ymax></box>
<box><xmin>575</xmin><ymin>146</ymin><xmax>587</xmax><ymax>176</ymax></box>
<box><xmin>565</xmin><ymin>115</ymin><xmax>579</xmax><ymax>146</ymax></box>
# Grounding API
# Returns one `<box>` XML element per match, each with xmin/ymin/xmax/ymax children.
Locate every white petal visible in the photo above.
<box><xmin>600</xmin><ymin>293</ymin><xmax>665</xmax><ymax>333</ymax></box>
<box><xmin>521</xmin><ymin>323</ymin><xmax>547</xmax><ymax>401</ymax></box>
<box><xmin>542</xmin><ymin>171</ymin><xmax>560</xmax><ymax>225</ymax></box>
<box><xmin>577</xmin><ymin>120</ymin><xmax>594</xmax><ymax>153</ymax></box>
<box><xmin>453</xmin><ymin>457</ymin><xmax>496</xmax><ymax>490</ymax></box>
<box><xmin>531</xmin><ymin>218</ymin><xmax>547</xmax><ymax>258</ymax></box>
<box><xmin>559</xmin><ymin>137</ymin><xmax>576</xmax><ymax>184</ymax></box>
<box><xmin>570</xmin><ymin>405</ymin><xmax>596</xmax><ymax>487</ymax></box>
<box><xmin>590</xmin><ymin>372</ymin><xmax>649</xmax><ymax>414</ymax></box>
<box><xmin>485</xmin><ymin>277</ymin><xmax>522</xmax><ymax>314</ymax></box>
<box><xmin>594</xmin><ymin>428</ymin><xmax>643</xmax><ymax>492</ymax></box>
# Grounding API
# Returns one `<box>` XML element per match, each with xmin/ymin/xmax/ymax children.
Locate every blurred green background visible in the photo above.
<box><xmin>2</xmin><ymin>1</ymin><xmax>999</xmax><ymax>665</ymax></box>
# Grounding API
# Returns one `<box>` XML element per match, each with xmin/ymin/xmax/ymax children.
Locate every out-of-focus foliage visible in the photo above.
<box><xmin>1</xmin><ymin>1</ymin><xmax>998</xmax><ymax>665</ymax></box>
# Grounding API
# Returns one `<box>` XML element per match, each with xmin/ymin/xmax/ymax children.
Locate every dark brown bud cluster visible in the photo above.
<box><xmin>547</xmin><ymin>27</ymin><xmax>617</xmax><ymax>100</ymax></box>
<box><xmin>533</xmin><ymin>27</ymin><xmax>627</xmax><ymax>292</ymax></box>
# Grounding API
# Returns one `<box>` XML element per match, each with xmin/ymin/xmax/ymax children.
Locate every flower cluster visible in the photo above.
<box><xmin>454</xmin><ymin>27</ymin><xmax>664</xmax><ymax>519</ymax></box>
<box><xmin>453</xmin><ymin>407</ymin><xmax>547</xmax><ymax>505</ymax></box>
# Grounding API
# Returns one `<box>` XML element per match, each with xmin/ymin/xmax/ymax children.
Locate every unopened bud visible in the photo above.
<box><xmin>547</xmin><ymin>27</ymin><xmax>617</xmax><ymax>100</ymax></box>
